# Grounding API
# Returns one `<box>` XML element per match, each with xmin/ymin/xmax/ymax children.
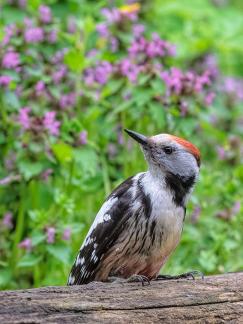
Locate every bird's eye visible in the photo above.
<box><xmin>163</xmin><ymin>146</ymin><xmax>173</xmax><ymax>154</ymax></box>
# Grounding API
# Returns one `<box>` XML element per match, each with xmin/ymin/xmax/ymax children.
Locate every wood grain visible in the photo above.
<box><xmin>0</xmin><ymin>272</ymin><xmax>242</xmax><ymax>323</ymax></box>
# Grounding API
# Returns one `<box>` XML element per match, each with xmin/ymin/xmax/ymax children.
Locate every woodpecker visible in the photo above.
<box><xmin>68</xmin><ymin>129</ymin><xmax>201</xmax><ymax>285</ymax></box>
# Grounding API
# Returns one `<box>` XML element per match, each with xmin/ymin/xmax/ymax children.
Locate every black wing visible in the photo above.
<box><xmin>68</xmin><ymin>175</ymin><xmax>139</xmax><ymax>285</ymax></box>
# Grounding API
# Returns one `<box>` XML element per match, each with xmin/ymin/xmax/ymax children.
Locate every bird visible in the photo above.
<box><xmin>67</xmin><ymin>129</ymin><xmax>201</xmax><ymax>285</ymax></box>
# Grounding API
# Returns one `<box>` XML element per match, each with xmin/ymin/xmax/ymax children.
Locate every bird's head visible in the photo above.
<box><xmin>125</xmin><ymin>129</ymin><xmax>200</xmax><ymax>181</ymax></box>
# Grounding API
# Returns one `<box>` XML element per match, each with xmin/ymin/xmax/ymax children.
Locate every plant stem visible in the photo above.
<box><xmin>10</xmin><ymin>182</ymin><xmax>26</xmax><ymax>273</ymax></box>
<box><xmin>33</xmin><ymin>265</ymin><xmax>40</xmax><ymax>287</ymax></box>
<box><xmin>100</xmin><ymin>152</ymin><xmax>111</xmax><ymax>196</ymax></box>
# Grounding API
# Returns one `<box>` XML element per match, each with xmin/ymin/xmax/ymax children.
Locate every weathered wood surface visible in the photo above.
<box><xmin>0</xmin><ymin>272</ymin><xmax>243</xmax><ymax>323</ymax></box>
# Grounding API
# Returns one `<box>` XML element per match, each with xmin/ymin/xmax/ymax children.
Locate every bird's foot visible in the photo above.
<box><xmin>127</xmin><ymin>274</ymin><xmax>150</xmax><ymax>286</ymax></box>
<box><xmin>156</xmin><ymin>270</ymin><xmax>204</xmax><ymax>281</ymax></box>
<box><xmin>107</xmin><ymin>274</ymin><xmax>150</xmax><ymax>286</ymax></box>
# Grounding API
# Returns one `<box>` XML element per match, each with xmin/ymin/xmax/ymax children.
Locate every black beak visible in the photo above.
<box><xmin>124</xmin><ymin>129</ymin><xmax>148</xmax><ymax>146</ymax></box>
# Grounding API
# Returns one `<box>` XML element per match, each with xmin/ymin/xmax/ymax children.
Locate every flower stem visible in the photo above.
<box><xmin>10</xmin><ymin>182</ymin><xmax>26</xmax><ymax>273</ymax></box>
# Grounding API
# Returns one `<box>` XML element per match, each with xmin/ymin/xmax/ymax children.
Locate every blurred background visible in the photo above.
<box><xmin>0</xmin><ymin>0</ymin><xmax>242</xmax><ymax>290</ymax></box>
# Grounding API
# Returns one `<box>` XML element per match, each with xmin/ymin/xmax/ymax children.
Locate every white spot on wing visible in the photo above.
<box><xmin>76</xmin><ymin>256</ymin><xmax>85</xmax><ymax>266</ymax></box>
<box><xmin>68</xmin><ymin>275</ymin><xmax>75</xmax><ymax>285</ymax></box>
<box><xmin>84</xmin><ymin>236</ymin><xmax>94</xmax><ymax>247</ymax></box>
<box><xmin>103</xmin><ymin>213</ymin><xmax>111</xmax><ymax>222</ymax></box>
<box><xmin>90</xmin><ymin>250</ymin><xmax>99</xmax><ymax>263</ymax></box>
<box><xmin>80</xmin><ymin>257</ymin><xmax>85</xmax><ymax>265</ymax></box>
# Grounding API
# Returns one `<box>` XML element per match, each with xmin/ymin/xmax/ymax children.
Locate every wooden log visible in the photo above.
<box><xmin>0</xmin><ymin>272</ymin><xmax>242</xmax><ymax>323</ymax></box>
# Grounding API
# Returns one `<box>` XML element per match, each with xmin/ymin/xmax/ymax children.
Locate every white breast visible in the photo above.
<box><xmin>142</xmin><ymin>172</ymin><xmax>184</xmax><ymax>262</ymax></box>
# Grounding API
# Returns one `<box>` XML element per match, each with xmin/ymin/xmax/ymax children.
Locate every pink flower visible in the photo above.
<box><xmin>2</xmin><ymin>212</ymin><xmax>13</xmax><ymax>229</ymax></box>
<box><xmin>4</xmin><ymin>152</ymin><xmax>16</xmax><ymax>170</ymax></box>
<box><xmin>43</xmin><ymin>111</ymin><xmax>60</xmax><ymax>136</ymax></box>
<box><xmin>204</xmin><ymin>92</ymin><xmax>215</xmax><ymax>106</ymax></box>
<box><xmin>101</xmin><ymin>8</ymin><xmax>120</xmax><ymax>23</ymax></box>
<box><xmin>24</xmin><ymin>18</ymin><xmax>33</xmax><ymax>27</ymax></box>
<box><xmin>161</xmin><ymin>68</ymin><xmax>183</xmax><ymax>95</ymax></box>
<box><xmin>83</xmin><ymin>68</ymin><xmax>95</xmax><ymax>86</ymax></box>
<box><xmin>18</xmin><ymin>0</ymin><xmax>26</xmax><ymax>8</ymax></box>
<box><xmin>62</xmin><ymin>228</ymin><xmax>71</xmax><ymax>241</ymax></box>
<box><xmin>39</xmin><ymin>5</ymin><xmax>52</xmax><ymax>24</ymax></box>
<box><xmin>119</xmin><ymin>58</ymin><xmax>140</xmax><ymax>83</ymax></box>
<box><xmin>117</xmin><ymin>130</ymin><xmax>124</xmax><ymax>145</ymax></box>
<box><xmin>67</xmin><ymin>16</ymin><xmax>77</xmax><ymax>33</ymax></box>
<box><xmin>0</xmin><ymin>174</ymin><xmax>21</xmax><ymax>186</ymax></box>
<box><xmin>132</xmin><ymin>24</ymin><xmax>145</xmax><ymax>37</ymax></box>
<box><xmin>51</xmin><ymin>49</ymin><xmax>68</xmax><ymax>64</ymax></box>
<box><xmin>2</xmin><ymin>24</ymin><xmax>16</xmax><ymax>46</ymax></box>
<box><xmin>110</xmin><ymin>37</ymin><xmax>118</xmax><ymax>52</ymax></box>
<box><xmin>209</xmin><ymin>114</ymin><xmax>218</xmax><ymax>125</ymax></box>
<box><xmin>24</xmin><ymin>27</ymin><xmax>44</xmax><ymax>43</ymax></box>
<box><xmin>190</xmin><ymin>205</ymin><xmax>201</xmax><ymax>224</ymax></box>
<box><xmin>96</xmin><ymin>23</ymin><xmax>110</xmax><ymax>38</ymax></box>
<box><xmin>223</xmin><ymin>77</ymin><xmax>243</xmax><ymax>102</ymax></box>
<box><xmin>86</xmin><ymin>49</ymin><xmax>98</xmax><ymax>58</ymax></box>
<box><xmin>59</xmin><ymin>93</ymin><xmax>76</xmax><ymax>109</ymax></box>
<box><xmin>129</xmin><ymin>35</ymin><xmax>175</xmax><ymax>59</ymax></box>
<box><xmin>95</xmin><ymin>61</ymin><xmax>113</xmax><ymax>84</ymax></box>
<box><xmin>180</xmin><ymin>101</ymin><xmax>188</xmax><ymax>117</ymax></box>
<box><xmin>231</xmin><ymin>201</ymin><xmax>241</xmax><ymax>215</ymax></box>
<box><xmin>0</xmin><ymin>75</ymin><xmax>11</xmax><ymax>87</ymax></box>
<box><xmin>216</xmin><ymin>146</ymin><xmax>226</xmax><ymax>160</ymax></box>
<box><xmin>2</xmin><ymin>51</ymin><xmax>20</xmax><ymax>69</ymax></box>
<box><xmin>15</xmin><ymin>85</ymin><xmax>23</xmax><ymax>97</ymax></box>
<box><xmin>52</xmin><ymin>65</ymin><xmax>67</xmax><ymax>84</ymax></box>
<box><xmin>35</xmin><ymin>81</ymin><xmax>45</xmax><ymax>96</ymax></box>
<box><xmin>19</xmin><ymin>238</ymin><xmax>32</xmax><ymax>251</ymax></box>
<box><xmin>18</xmin><ymin>107</ymin><xmax>31</xmax><ymax>130</ymax></box>
<box><xmin>40</xmin><ymin>168</ymin><xmax>53</xmax><ymax>181</ymax></box>
<box><xmin>46</xmin><ymin>227</ymin><xmax>56</xmax><ymax>244</ymax></box>
<box><xmin>78</xmin><ymin>131</ymin><xmax>88</xmax><ymax>145</ymax></box>
<box><xmin>47</xmin><ymin>30</ymin><xmax>57</xmax><ymax>43</ymax></box>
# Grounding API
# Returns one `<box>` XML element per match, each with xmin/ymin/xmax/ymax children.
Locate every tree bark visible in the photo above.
<box><xmin>0</xmin><ymin>272</ymin><xmax>242</xmax><ymax>323</ymax></box>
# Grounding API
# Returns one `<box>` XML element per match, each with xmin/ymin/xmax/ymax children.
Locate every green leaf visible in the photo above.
<box><xmin>18</xmin><ymin>160</ymin><xmax>45</xmax><ymax>180</ymax></box>
<box><xmin>133</xmin><ymin>88</ymin><xmax>153</xmax><ymax>107</ymax></box>
<box><xmin>81</xmin><ymin>173</ymin><xmax>103</xmax><ymax>192</ymax></box>
<box><xmin>46</xmin><ymin>244</ymin><xmax>71</xmax><ymax>264</ymax></box>
<box><xmin>101</xmin><ymin>79</ymin><xmax>124</xmax><ymax>98</ymax></box>
<box><xmin>0</xmin><ymin>269</ymin><xmax>12</xmax><ymax>288</ymax></box>
<box><xmin>64</xmin><ymin>49</ymin><xmax>84</xmax><ymax>72</ymax></box>
<box><xmin>199</xmin><ymin>251</ymin><xmax>217</xmax><ymax>272</ymax></box>
<box><xmin>83</xmin><ymin>17</ymin><xmax>95</xmax><ymax>34</ymax></box>
<box><xmin>150</xmin><ymin>78</ymin><xmax>165</xmax><ymax>95</ymax></box>
<box><xmin>31</xmin><ymin>231</ymin><xmax>46</xmax><ymax>246</ymax></box>
<box><xmin>73</xmin><ymin>146</ymin><xmax>98</xmax><ymax>176</ymax></box>
<box><xmin>18</xmin><ymin>254</ymin><xmax>43</xmax><ymax>268</ymax></box>
<box><xmin>3</xmin><ymin>91</ymin><xmax>21</xmax><ymax>110</ymax></box>
<box><xmin>138</xmin><ymin>74</ymin><xmax>151</xmax><ymax>86</ymax></box>
<box><xmin>149</xmin><ymin>102</ymin><xmax>166</xmax><ymax>129</ymax></box>
<box><xmin>234</xmin><ymin>165</ymin><xmax>243</xmax><ymax>182</ymax></box>
<box><xmin>52</xmin><ymin>142</ymin><xmax>73</xmax><ymax>164</ymax></box>
<box><xmin>108</xmin><ymin>99</ymin><xmax>134</xmax><ymax>119</ymax></box>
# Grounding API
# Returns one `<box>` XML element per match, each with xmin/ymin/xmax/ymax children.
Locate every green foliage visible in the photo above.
<box><xmin>0</xmin><ymin>0</ymin><xmax>242</xmax><ymax>290</ymax></box>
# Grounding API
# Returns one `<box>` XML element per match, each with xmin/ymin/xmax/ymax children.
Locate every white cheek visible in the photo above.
<box><xmin>171</xmin><ymin>153</ymin><xmax>199</xmax><ymax>177</ymax></box>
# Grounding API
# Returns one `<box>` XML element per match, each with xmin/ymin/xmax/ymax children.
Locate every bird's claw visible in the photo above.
<box><xmin>127</xmin><ymin>274</ymin><xmax>150</xmax><ymax>286</ymax></box>
<box><xmin>107</xmin><ymin>274</ymin><xmax>150</xmax><ymax>286</ymax></box>
<box><xmin>156</xmin><ymin>270</ymin><xmax>204</xmax><ymax>281</ymax></box>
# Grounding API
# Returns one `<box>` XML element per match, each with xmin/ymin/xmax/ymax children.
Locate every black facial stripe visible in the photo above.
<box><xmin>165</xmin><ymin>172</ymin><xmax>196</xmax><ymax>207</ymax></box>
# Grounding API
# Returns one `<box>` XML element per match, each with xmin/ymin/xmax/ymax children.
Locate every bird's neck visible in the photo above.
<box><xmin>146</xmin><ymin>167</ymin><xmax>195</xmax><ymax>208</ymax></box>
